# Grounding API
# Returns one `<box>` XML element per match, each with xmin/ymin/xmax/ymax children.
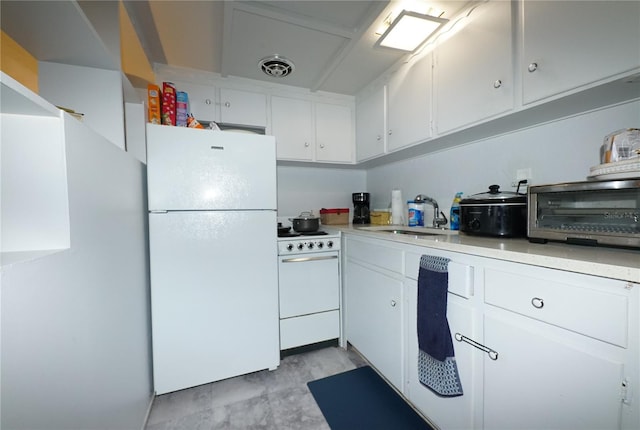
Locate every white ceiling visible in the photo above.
<box><xmin>123</xmin><ymin>0</ymin><xmax>471</xmax><ymax>96</ymax></box>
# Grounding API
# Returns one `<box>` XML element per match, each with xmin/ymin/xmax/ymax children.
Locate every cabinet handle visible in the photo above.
<box><xmin>455</xmin><ymin>333</ymin><xmax>499</xmax><ymax>360</ymax></box>
<box><xmin>224</xmin><ymin>101</ymin><xmax>231</xmax><ymax>108</ymax></box>
<box><xmin>493</xmin><ymin>79</ymin><xmax>502</xmax><ymax>89</ymax></box>
<box><xmin>205</xmin><ymin>99</ymin><xmax>212</xmax><ymax>105</ymax></box>
<box><xmin>528</xmin><ymin>62</ymin><xmax>538</xmax><ymax>73</ymax></box>
<box><xmin>531</xmin><ymin>297</ymin><xmax>544</xmax><ymax>309</ymax></box>
<box><xmin>390</xmin><ymin>300</ymin><xmax>396</xmax><ymax>307</ymax></box>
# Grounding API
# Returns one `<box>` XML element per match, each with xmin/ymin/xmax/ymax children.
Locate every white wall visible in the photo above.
<box><xmin>366</xmin><ymin>100</ymin><xmax>640</xmax><ymax>226</ymax></box>
<box><xmin>1</xmin><ymin>116</ymin><xmax>152</xmax><ymax>430</ymax></box>
<box><xmin>277</xmin><ymin>165</ymin><xmax>366</xmax><ymax>223</ymax></box>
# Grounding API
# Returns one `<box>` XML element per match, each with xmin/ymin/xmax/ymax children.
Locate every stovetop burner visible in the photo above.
<box><xmin>278</xmin><ymin>231</ymin><xmax>329</xmax><ymax>238</ymax></box>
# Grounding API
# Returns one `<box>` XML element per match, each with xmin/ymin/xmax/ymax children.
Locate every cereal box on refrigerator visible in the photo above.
<box><xmin>162</xmin><ymin>82</ymin><xmax>177</xmax><ymax>126</ymax></box>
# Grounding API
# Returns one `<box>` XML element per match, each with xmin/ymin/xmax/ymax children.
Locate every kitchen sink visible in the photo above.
<box><xmin>380</xmin><ymin>229</ymin><xmax>444</xmax><ymax>236</ymax></box>
<box><xmin>356</xmin><ymin>226</ymin><xmax>456</xmax><ymax>236</ymax></box>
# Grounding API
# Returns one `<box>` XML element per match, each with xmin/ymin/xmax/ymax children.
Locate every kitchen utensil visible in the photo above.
<box><xmin>460</xmin><ymin>184</ymin><xmax>527</xmax><ymax>237</ymax></box>
<box><xmin>289</xmin><ymin>211</ymin><xmax>320</xmax><ymax>232</ymax></box>
<box><xmin>277</xmin><ymin>222</ymin><xmax>291</xmax><ymax>235</ymax></box>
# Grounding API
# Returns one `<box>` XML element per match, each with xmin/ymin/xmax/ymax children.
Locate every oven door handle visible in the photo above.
<box><xmin>281</xmin><ymin>255</ymin><xmax>338</xmax><ymax>263</ymax></box>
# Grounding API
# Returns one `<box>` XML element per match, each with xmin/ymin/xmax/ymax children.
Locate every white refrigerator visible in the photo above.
<box><xmin>146</xmin><ymin>124</ymin><xmax>279</xmax><ymax>395</ymax></box>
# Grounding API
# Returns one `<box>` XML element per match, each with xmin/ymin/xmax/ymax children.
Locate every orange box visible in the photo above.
<box><xmin>147</xmin><ymin>84</ymin><xmax>161</xmax><ymax>124</ymax></box>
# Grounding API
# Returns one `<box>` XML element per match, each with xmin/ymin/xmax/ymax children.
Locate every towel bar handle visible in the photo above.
<box><xmin>455</xmin><ymin>333</ymin><xmax>499</xmax><ymax>360</ymax></box>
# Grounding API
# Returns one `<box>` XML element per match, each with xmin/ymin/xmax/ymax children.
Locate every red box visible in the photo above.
<box><xmin>162</xmin><ymin>82</ymin><xmax>176</xmax><ymax>126</ymax></box>
<box><xmin>319</xmin><ymin>208</ymin><xmax>350</xmax><ymax>225</ymax></box>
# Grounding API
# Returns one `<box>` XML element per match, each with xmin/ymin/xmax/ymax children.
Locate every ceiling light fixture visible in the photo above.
<box><xmin>374</xmin><ymin>10</ymin><xmax>448</xmax><ymax>52</ymax></box>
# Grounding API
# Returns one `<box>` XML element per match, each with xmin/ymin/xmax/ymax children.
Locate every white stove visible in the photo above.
<box><xmin>276</xmin><ymin>232</ymin><xmax>342</xmax><ymax>351</ymax></box>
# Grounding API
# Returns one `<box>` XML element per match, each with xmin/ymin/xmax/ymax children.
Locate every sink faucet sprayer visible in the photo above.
<box><xmin>414</xmin><ymin>195</ymin><xmax>448</xmax><ymax>228</ymax></box>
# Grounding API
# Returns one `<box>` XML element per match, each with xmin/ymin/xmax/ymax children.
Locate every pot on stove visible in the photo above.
<box><xmin>289</xmin><ymin>211</ymin><xmax>320</xmax><ymax>232</ymax></box>
<box><xmin>459</xmin><ymin>184</ymin><xmax>527</xmax><ymax>238</ymax></box>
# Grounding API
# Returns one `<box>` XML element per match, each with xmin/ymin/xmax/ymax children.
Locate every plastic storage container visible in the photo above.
<box><xmin>407</xmin><ymin>201</ymin><xmax>424</xmax><ymax>227</ymax></box>
<box><xmin>450</xmin><ymin>192</ymin><xmax>463</xmax><ymax>230</ymax></box>
<box><xmin>319</xmin><ymin>208</ymin><xmax>350</xmax><ymax>225</ymax></box>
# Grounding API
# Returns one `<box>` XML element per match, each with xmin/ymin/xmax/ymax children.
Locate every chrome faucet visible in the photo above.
<box><xmin>414</xmin><ymin>194</ymin><xmax>448</xmax><ymax>228</ymax></box>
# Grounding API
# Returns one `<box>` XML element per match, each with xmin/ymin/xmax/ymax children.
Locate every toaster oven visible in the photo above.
<box><xmin>528</xmin><ymin>179</ymin><xmax>640</xmax><ymax>249</ymax></box>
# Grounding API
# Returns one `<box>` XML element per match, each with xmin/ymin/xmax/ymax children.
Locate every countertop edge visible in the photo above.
<box><xmin>326</xmin><ymin>225</ymin><xmax>640</xmax><ymax>284</ymax></box>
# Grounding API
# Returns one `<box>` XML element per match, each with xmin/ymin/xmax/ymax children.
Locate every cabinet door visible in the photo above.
<box><xmin>315</xmin><ymin>102</ymin><xmax>353</xmax><ymax>163</ymax></box>
<box><xmin>355</xmin><ymin>84</ymin><xmax>386</xmax><ymax>161</ymax></box>
<box><xmin>483</xmin><ymin>313</ymin><xmax>624</xmax><ymax>430</ymax></box>
<box><xmin>435</xmin><ymin>0</ymin><xmax>513</xmax><ymax>133</ymax></box>
<box><xmin>405</xmin><ymin>282</ymin><xmax>480</xmax><ymax>430</ymax></box>
<box><xmin>345</xmin><ymin>260</ymin><xmax>403</xmax><ymax>389</ymax></box>
<box><xmin>522</xmin><ymin>0</ymin><xmax>640</xmax><ymax>104</ymax></box>
<box><xmin>387</xmin><ymin>53</ymin><xmax>432</xmax><ymax>152</ymax></box>
<box><xmin>271</xmin><ymin>96</ymin><xmax>313</xmax><ymax>161</ymax></box>
<box><xmin>219</xmin><ymin>88</ymin><xmax>267</xmax><ymax>126</ymax></box>
<box><xmin>171</xmin><ymin>81</ymin><xmax>216</xmax><ymax>122</ymax></box>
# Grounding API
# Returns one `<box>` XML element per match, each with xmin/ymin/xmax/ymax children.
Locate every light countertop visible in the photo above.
<box><xmin>325</xmin><ymin>224</ymin><xmax>640</xmax><ymax>284</ymax></box>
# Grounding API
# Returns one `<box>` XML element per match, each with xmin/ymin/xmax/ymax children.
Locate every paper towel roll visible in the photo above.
<box><xmin>391</xmin><ymin>189</ymin><xmax>404</xmax><ymax>225</ymax></box>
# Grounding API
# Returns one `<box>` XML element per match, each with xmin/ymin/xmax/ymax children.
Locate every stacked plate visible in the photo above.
<box><xmin>588</xmin><ymin>158</ymin><xmax>640</xmax><ymax>180</ymax></box>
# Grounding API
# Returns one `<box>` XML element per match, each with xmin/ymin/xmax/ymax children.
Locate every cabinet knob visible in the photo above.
<box><xmin>493</xmin><ymin>79</ymin><xmax>502</xmax><ymax>89</ymax></box>
<box><xmin>390</xmin><ymin>300</ymin><xmax>396</xmax><ymax>307</ymax></box>
<box><xmin>376</xmin><ymin>135</ymin><xmax>381</xmax><ymax>141</ymax></box>
<box><xmin>319</xmin><ymin>143</ymin><xmax>325</xmax><ymax>149</ymax></box>
<box><xmin>304</xmin><ymin>142</ymin><xmax>310</xmax><ymax>147</ymax></box>
<box><xmin>531</xmin><ymin>297</ymin><xmax>544</xmax><ymax>309</ymax></box>
<box><xmin>205</xmin><ymin>99</ymin><xmax>212</xmax><ymax>105</ymax></box>
<box><xmin>388</xmin><ymin>129</ymin><xmax>393</xmax><ymax>135</ymax></box>
<box><xmin>528</xmin><ymin>62</ymin><xmax>538</xmax><ymax>73</ymax></box>
<box><xmin>224</xmin><ymin>101</ymin><xmax>231</xmax><ymax>108</ymax></box>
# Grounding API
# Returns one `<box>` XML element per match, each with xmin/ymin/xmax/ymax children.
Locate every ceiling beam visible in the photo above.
<box><xmin>310</xmin><ymin>0</ymin><xmax>390</xmax><ymax>92</ymax></box>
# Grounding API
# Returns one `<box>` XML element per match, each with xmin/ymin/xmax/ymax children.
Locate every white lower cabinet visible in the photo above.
<box><xmin>344</xmin><ymin>237</ymin><xmax>404</xmax><ymax>390</ymax></box>
<box><xmin>342</xmin><ymin>233</ymin><xmax>640</xmax><ymax>430</ymax></box>
<box><xmin>483</xmin><ymin>312</ymin><xmax>624</xmax><ymax>430</ymax></box>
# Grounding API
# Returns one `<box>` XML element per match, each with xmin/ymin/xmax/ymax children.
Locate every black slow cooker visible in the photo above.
<box><xmin>459</xmin><ymin>184</ymin><xmax>527</xmax><ymax>237</ymax></box>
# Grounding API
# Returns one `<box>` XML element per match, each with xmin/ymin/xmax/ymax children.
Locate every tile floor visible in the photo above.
<box><xmin>145</xmin><ymin>345</ymin><xmax>368</xmax><ymax>430</ymax></box>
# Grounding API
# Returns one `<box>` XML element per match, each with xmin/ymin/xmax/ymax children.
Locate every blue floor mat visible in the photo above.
<box><xmin>307</xmin><ymin>366</ymin><xmax>434</xmax><ymax>430</ymax></box>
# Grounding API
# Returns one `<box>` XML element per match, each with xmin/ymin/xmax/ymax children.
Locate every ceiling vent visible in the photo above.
<box><xmin>259</xmin><ymin>55</ymin><xmax>295</xmax><ymax>78</ymax></box>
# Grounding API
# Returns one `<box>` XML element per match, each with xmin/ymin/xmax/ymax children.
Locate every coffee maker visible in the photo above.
<box><xmin>352</xmin><ymin>192</ymin><xmax>370</xmax><ymax>224</ymax></box>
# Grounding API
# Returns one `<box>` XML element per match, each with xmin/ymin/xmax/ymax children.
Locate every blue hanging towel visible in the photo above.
<box><xmin>417</xmin><ymin>255</ymin><xmax>463</xmax><ymax>397</ymax></box>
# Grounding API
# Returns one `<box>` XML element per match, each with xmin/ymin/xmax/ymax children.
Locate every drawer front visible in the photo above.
<box><xmin>484</xmin><ymin>268</ymin><xmax>628</xmax><ymax>347</ymax></box>
<box><xmin>280</xmin><ymin>310</ymin><xmax>340</xmax><ymax>350</ymax></box>
<box><xmin>405</xmin><ymin>252</ymin><xmax>474</xmax><ymax>299</ymax></box>
<box><xmin>346</xmin><ymin>237</ymin><xmax>403</xmax><ymax>274</ymax></box>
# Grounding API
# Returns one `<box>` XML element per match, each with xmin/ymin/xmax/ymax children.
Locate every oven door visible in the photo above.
<box><xmin>278</xmin><ymin>252</ymin><xmax>340</xmax><ymax>318</ymax></box>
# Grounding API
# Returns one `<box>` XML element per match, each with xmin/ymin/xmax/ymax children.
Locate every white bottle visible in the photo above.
<box><xmin>391</xmin><ymin>189</ymin><xmax>404</xmax><ymax>225</ymax></box>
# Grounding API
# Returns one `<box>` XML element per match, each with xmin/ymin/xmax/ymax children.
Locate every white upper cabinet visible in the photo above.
<box><xmin>315</xmin><ymin>102</ymin><xmax>353</xmax><ymax>163</ymax></box>
<box><xmin>521</xmin><ymin>0</ymin><xmax>640</xmax><ymax>105</ymax></box>
<box><xmin>171</xmin><ymin>81</ymin><xmax>217</xmax><ymax>122</ymax></box>
<box><xmin>270</xmin><ymin>95</ymin><xmax>354</xmax><ymax>163</ymax></box>
<box><xmin>271</xmin><ymin>96</ymin><xmax>314</xmax><ymax>161</ymax></box>
<box><xmin>355</xmin><ymin>84</ymin><xmax>386</xmax><ymax>162</ymax></box>
<box><xmin>387</xmin><ymin>53</ymin><xmax>433</xmax><ymax>152</ymax></box>
<box><xmin>435</xmin><ymin>0</ymin><xmax>513</xmax><ymax>134</ymax></box>
<box><xmin>220</xmin><ymin>88</ymin><xmax>267</xmax><ymax>127</ymax></box>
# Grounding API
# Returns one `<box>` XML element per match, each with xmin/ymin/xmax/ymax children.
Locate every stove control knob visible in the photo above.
<box><xmin>307</xmin><ymin>242</ymin><xmax>314</xmax><ymax>250</ymax></box>
<box><xmin>297</xmin><ymin>243</ymin><xmax>304</xmax><ymax>251</ymax></box>
<box><xmin>317</xmin><ymin>242</ymin><xmax>324</xmax><ymax>249</ymax></box>
<box><xmin>326</xmin><ymin>240</ymin><xmax>334</xmax><ymax>248</ymax></box>
<box><xmin>286</xmin><ymin>243</ymin><xmax>294</xmax><ymax>252</ymax></box>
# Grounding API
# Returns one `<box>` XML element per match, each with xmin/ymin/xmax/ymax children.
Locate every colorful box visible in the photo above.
<box><xmin>176</xmin><ymin>91</ymin><xmax>189</xmax><ymax>127</ymax></box>
<box><xmin>162</xmin><ymin>82</ymin><xmax>176</xmax><ymax>126</ymax></box>
<box><xmin>147</xmin><ymin>84</ymin><xmax>161</xmax><ymax>124</ymax></box>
